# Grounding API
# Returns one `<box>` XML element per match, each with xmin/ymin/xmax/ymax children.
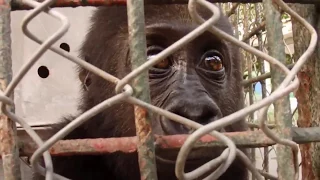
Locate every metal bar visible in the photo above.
<box><xmin>256</xmin><ymin>7</ymin><xmax>269</xmax><ymax>180</ymax></box>
<box><xmin>243</xmin><ymin>3</ymin><xmax>256</xmax><ymax>178</ymax></box>
<box><xmin>263</xmin><ymin>0</ymin><xmax>295</xmax><ymax>179</ymax></box>
<box><xmin>0</xmin><ymin>0</ymin><xmax>21</xmax><ymax>179</ymax></box>
<box><xmin>13</xmin><ymin>127</ymin><xmax>320</xmax><ymax>157</ymax></box>
<box><xmin>10</xmin><ymin>0</ymin><xmax>320</xmax><ymax>11</ymax></box>
<box><xmin>290</xmin><ymin>4</ymin><xmax>320</xmax><ymax>179</ymax></box>
<box><xmin>241</xmin><ymin>21</ymin><xmax>266</xmax><ymax>42</ymax></box>
<box><xmin>126</xmin><ymin>0</ymin><xmax>158</xmax><ymax>179</ymax></box>
<box><xmin>242</xmin><ymin>64</ymin><xmax>295</xmax><ymax>88</ymax></box>
<box><xmin>254</xmin><ymin>3</ymin><xmax>270</xmax><ymax>178</ymax></box>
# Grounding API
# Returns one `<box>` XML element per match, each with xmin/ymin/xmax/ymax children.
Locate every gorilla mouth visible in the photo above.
<box><xmin>154</xmin><ymin>146</ymin><xmax>224</xmax><ymax>176</ymax></box>
<box><xmin>157</xmin><ymin>118</ymin><xmax>225</xmax><ymax>165</ymax></box>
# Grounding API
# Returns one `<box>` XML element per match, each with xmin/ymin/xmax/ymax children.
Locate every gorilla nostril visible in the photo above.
<box><xmin>198</xmin><ymin>112</ymin><xmax>214</xmax><ymax>125</ymax></box>
<box><xmin>160</xmin><ymin>116</ymin><xmax>191</xmax><ymax>135</ymax></box>
<box><xmin>172</xmin><ymin>108</ymin><xmax>216</xmax><ymax>125</ymax></box>
<box><xmin>161</xmin><ymin>101</ymin><xmax>222</xmax><ymax>135</ymax></box>
<box><xmin>160</xmin><ymin>107</ymin><xmax>220</xmax><ymax>135</ymax></box>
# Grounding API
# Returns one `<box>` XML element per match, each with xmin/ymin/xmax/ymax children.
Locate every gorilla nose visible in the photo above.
<box><xmin>161</xmin><ymin>99</ymin><xmax>222</xmax><ymax>135</ymax></box>
<box><xmin>172</xmin><ymin>104</ymin><xmax>217</xmax><ymax>124</ymax></box>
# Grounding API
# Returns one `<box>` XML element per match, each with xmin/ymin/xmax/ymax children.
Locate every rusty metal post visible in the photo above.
<box><xmin>9</xmin><ymin>0</ymin><xmax>320</xmax><ymax>10</ymax></box>
<box><xmin>255</xmin><ymin>3</ymin><xmax>270</xmax><ymax>179</ymax></box>
<box><xmin>242</xmin><ymin>4</ymin><xmax>256</xmax><ymax>179</ymax></box>
<box><xmin>258</xmin><ymin>26</ymin><xmax>270</xmax><ymax>180</ymax></box>
<box><xmin>126</xmin><ymin>0</ymin><xmax>158</xmax><ymax>179</ymax></box>
<box><xmin>0</xmin><ymin>0</ymin><xmax>21</xmax><ymax>179</ymax></box>
<box><xmin>263</xmin><ymin>0</ymin><xmax>295</xmax><ymax>179</ymax></box>
<box><xmin>248</xmin><ymin>52</ymin><xmax>256</xmax><ymax>180</ymax></box>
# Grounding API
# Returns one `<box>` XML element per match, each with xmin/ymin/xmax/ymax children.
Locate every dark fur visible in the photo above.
<box><xmin>33</xmin><ymin>4</ymin><xmax>248</xmax><ymax>180</ymax></box>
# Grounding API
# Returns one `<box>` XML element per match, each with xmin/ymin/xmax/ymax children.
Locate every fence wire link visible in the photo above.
<box><xmin>0</xmin><ymin>0</ymin><xmax>318</xmax><ymax>179</ymax></box>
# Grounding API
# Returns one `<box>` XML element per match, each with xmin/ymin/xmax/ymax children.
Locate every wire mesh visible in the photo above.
<box><xmin>0</xmin><ymin>0</ymin><xmax>318</xmax><ymax>180</ymax></box>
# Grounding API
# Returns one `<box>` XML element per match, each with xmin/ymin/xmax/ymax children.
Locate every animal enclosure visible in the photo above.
<box><xmin>0</xmin><ymin>0</ymin><xmax>320</xmax><ymax>180</ymax></box>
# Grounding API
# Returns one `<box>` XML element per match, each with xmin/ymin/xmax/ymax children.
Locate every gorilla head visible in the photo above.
<box><xmin>34</xmin><ymin>4</ymin><xmax>248</xmax><ymax>180</ymax></box>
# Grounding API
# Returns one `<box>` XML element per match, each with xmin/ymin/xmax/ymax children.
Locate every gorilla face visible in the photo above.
<box><xmin>78</xmin><ymin>2</ymin><xmax>246</xmax><ymax>165</ymax></box>
<box><xmin>140</xmin><ymin>15</ymin><xmax>246</xmax><ymax>171</ymax></box>
<box><xmin>43</xmin><ymin>4</ymin><xmax>249</xmax><ymax>180</ymax></box>
<box><xmin>147</xmin><ymin>27</ymin><xmax>234</xmax><ymax>134</ymax></box>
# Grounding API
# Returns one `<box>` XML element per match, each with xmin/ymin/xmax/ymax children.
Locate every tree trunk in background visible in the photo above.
<box><xmin>290</xmin><ymin>4</ymin><xmax>320</xmax><ymax>180</ymax></box>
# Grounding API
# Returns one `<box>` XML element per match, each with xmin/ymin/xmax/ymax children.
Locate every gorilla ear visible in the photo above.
<box><xmin>79</xmin><ymin>70</ymin><xmax>92</xmax><ymax>88</ymax></box>
<box><xmin>79</xmin><ymin>56</ymin><xmax>92</xmax><ymax>90</ymax></box>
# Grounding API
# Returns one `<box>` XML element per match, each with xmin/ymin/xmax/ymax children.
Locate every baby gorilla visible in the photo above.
<box><xmin>33</xmin><ymin>3</ymin><xmax>248</xmax><ymax>180</ymax></box>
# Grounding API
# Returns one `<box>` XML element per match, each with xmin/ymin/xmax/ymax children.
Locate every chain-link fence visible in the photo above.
<box><xmin>1</xmin><ymin>0</ymin><xmax>320</xmax><ymax>180</ymax></box>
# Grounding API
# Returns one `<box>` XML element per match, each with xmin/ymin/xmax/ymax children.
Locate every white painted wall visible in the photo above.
<box><xmin>11</xmin><ymin>7</ymin><xmax>95</xmax><ymax>127</ymax></box>
<box><xmin>1</xmin><ymin>7</ymin><xmax>95</xmax><ymax>178</ymax></box>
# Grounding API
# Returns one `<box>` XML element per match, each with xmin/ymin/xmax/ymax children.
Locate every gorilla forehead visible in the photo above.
<box><xmin>91</xmin><ymin>4</ymin><xmax>234</xmax><ymax>35</ymax></box>
<box><xmin>83</xmin><ymin>4</ymin><xmax>238</xmax><ymax>75</ymax></box>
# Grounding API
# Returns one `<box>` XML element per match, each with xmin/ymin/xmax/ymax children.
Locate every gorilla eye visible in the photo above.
<box><xmin>147</xmin><ymin>45</ymin><xmax>171</xmax><ymax>69</ymax></box>
<box><xmin>201</xmin><ymin>50</ymin><xmax>224</xmax><ymax>71</ymax></box>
